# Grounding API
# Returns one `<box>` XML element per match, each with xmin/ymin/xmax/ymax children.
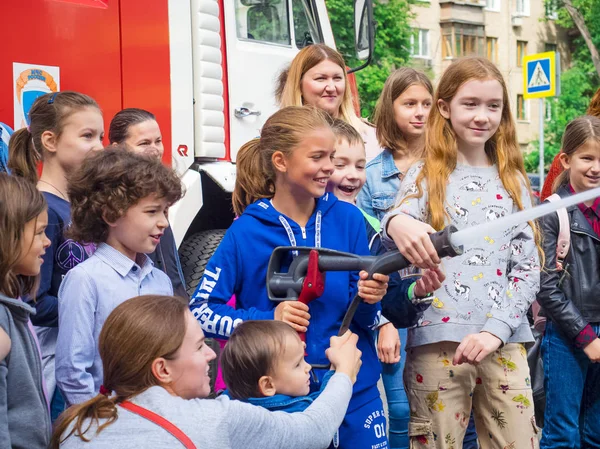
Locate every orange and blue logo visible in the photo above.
<box><xmin>15</xmin><ymin>68</ymin><xmax>58</xmax><ymax>127</ymax></box>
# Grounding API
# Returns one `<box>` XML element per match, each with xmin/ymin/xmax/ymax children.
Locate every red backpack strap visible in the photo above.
<box><xmin>546</xmin><ymin>193</ymin><xmax>570</xmax><ymax>270</ymax></box>
<box><xmin>119</xmin><ymin>401</ymin><xmax>197</xmax><ymax>449</ymax></box>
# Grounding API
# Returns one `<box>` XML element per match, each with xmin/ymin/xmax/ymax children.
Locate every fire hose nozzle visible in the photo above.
<box><xmin>266</xmin><ymin>225</ymin><xmax>462</xmax><ymax>303</ymax></box>
<box><xmin>265</xmin><ymin>225</ymin><xmax>463</xmax><ymax>368</ymax></box>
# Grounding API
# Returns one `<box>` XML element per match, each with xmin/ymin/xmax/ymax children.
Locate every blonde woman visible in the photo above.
<box><xmin>279</xmin><ymin>44</ymin><xmax>381</xmax><ymax>161</ymax></box>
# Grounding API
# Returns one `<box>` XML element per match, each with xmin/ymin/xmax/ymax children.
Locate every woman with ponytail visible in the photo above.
<box><xmin>52</xmin><ymin>295</ymin><xmax>362</xmax><ymax>448</ymax></box>
<box><xmin>190</xmin><ymin>106</ymin><xmax>390</xmax><ymax>448</ymax></box>
<box><xmin>8</xmin><ymin>91</ymin><xmax>104</xmax><ymax>419</ymax></box>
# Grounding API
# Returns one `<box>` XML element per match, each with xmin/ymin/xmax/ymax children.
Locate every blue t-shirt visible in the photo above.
<box><xmin>31</xmin><ymin>193</ymin><xmax>94</xmax><ymax>326</ymax></box>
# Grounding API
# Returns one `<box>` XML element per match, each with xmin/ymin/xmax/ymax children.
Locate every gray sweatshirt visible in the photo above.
<box><xmin>60</xmin><ymin>373</ymin><xmax>352</xmax><ymax>449</ymax></box>
<box><xmin>382</xmin><ymin>162</ymin><xmax>540</xmax><ymax>348</ymax></box>
<box><xmin>0</xmin><ymin>294</ymin><xmax>51</xmax><ymax>449</ymax></box>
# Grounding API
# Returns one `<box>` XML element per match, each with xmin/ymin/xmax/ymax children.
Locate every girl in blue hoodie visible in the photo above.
<box><xmin>190</xmin><ymin>106</ymin><xmax>390</xmax><ymax>448</ymax></box>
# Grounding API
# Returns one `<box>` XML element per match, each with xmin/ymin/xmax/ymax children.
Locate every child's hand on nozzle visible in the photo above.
<box><xmin>387</xmin><ymin>215</ymin><xmax>441</xmax><ymax>269</ymax></box>
<box><xmin>358</xmin><ymin>272</ymin><xmax>389</xmax><ymax>304</ymax></box>
<box><xmin>377</xmin><ymin>322</ymin><xmax>401</xmax><ymax>364</ymax></box>
<box><xmin>326</xmin><ymin>330</ymin><xmax>362</xmax><ymax>384</ymax></box>
<box><xmin>452</xmin><ymin>331</ymin><xmax>502</xmax><ymax>365</ymax></box>
<box><xmin>414</xmin><ymin>267</ymin><xmax>445</xmax><ymax>298</ymax></box>
<box><xmin>274</xmin><ymin>301</ymin><xmax>311</xmax><ymax>333</ymax></box>
<box><xmin>583</xmin><ymin>338</ymin><xmax>600</xmax><ymax>363</ymax></box>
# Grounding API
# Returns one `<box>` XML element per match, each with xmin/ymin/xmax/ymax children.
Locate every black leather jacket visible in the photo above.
<box><xmin>538</xmin><ymin>186</ymin><xmax>600</xmax><ymax>341</ymax></box>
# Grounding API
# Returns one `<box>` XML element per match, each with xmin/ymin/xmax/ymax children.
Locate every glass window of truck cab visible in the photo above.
<box><xmin>234</xmin><ymin>0</ymin><xmax>322</xmax><ymax>48</ymax></box>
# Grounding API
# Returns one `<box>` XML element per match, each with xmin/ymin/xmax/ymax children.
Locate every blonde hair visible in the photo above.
<box><xmin>411</xmin><ymin>57</ymin><xmax>533</xmax><ymax>231</ymax></box>
<box><xmin>279</xmin><ymin>44</ymin><xmax>365</xmax><ymax>132</ymax></box>
<box><xmin>232</xmin><ymin>106</ymin><xmax>333</xmax><ymax>216</ymax></box>
<box><xmin>331</xmin><ymin>118</ymin><xmax>364</xmax><ymax>147</ymax></box>
<box><xmin>374</xmin><ymin>68</ymin><xmax>433</xmax><ymax>154</ymax></box>
<box><xmin>553</xmin><ymin>116</ymin><xmax>600</xmax><ymax>192</ymax></box>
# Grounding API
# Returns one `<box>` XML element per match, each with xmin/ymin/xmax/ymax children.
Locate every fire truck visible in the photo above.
<box><xmin>1</xmin><ymin>0</ymin><xmax>373</xmax><ymax>293</ymax></box>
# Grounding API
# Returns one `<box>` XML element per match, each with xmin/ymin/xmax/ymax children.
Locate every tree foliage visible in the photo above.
<box><xmin>526</xmin><ymin>0</ymin><xmax>600</xmax><ymax>172</ymax></box>
<box><xmin>524</xmin><ymin>63</ymin><xmax>595</xmax><ymax>172</ymax></box>
<box><xmin>553</xmin><ymin>0</ymin><xmax>600</xmax><ymax>77</ymax></box>
<box><xmin>326</xmin><ymin>0</ymin><xmax>414</xmax><ymax>119</ymax></box>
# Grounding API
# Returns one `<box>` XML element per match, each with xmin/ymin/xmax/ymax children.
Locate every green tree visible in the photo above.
<box><xmin>557</xmin><ymin>0</ymin><xmax>600</xmax><ymax>77</ymax></box>
<box><xmin>326</xmin><ymin>0</ymin><xmax>414</xmax><ymax>119</ymax></box>
<box><xmin>527</xmin><ymin>0</ymin><xmax>600</xmax><ymax>171</ymax></box>
<box><xmin>524</xmin><ymin>62</ymin><xmax>594</xmax><ymax>172</ymax></box>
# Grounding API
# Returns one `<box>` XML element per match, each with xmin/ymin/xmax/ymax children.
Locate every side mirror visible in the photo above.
<box><xmin>349</xmin><ymin>0</ymin><xmax>374</xmax><ymax>74</ymax></box>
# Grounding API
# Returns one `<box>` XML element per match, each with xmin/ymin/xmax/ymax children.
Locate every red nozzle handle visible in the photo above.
<box><xmin>296</xmin><ymin>250</ymin><xmax>324</xmax><ymax>351</ymax></box>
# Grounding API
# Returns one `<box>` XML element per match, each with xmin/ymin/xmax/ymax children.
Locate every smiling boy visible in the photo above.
<box><xmin>326</xmin><ymin>119</ymin><xmax>443</xmax><ymax>330</ymax></box>
<box><xmin>55</xmin><ymin>148</ymin><xmax>183</xmax><ymax>405</ymax></box>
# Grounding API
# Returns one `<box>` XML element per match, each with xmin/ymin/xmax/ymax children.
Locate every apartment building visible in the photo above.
<box><xmin>408</xmin><ymin>0</ymin><xmax>569</xmax><ymax>150</ymax></box>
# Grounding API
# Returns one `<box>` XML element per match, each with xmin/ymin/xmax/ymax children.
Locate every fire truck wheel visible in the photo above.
<box><xmin>179</xmin><ymin>228</ymin><xmax>226</xmax><ymax>397</ymax></box>
<box><xmin>179</xmin><ymin>229</ymin><xmax>227</xmax><ymax>297</ymax></box>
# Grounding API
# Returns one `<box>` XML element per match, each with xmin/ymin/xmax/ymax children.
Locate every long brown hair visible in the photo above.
<box><xmin>50</xmin><ymin>295</ymin><xmax>189</xmax><ymax>448</ymax></box>
<box><xmin>413</xmin><ymin>57</ymin><xmax>531</xmax><ymax>230</ymax></box>
<box><xmin>279</xmin><ymin>44</ymin><xmax>364</xmax><ymax>131</ymax></box>
<box><xmin>553</xmin><ymin>115</ymin><xmax>600</xmax><ymax>192</ymax></box>
<box><xmin>374</xmin><ymin>68</ymin><xmax>433</xmax><ymax>154</ymax></box>
<box><xmin>232</xmin><ymin>106</ymin><xmax>333</xmax><ymax>216</ymax></box>
<box><xmin>0</xmin><ymin>173</ymin><xmax>47</xmax><ymax>299</ymax></box>
<box><xmin>8</xmin><ymin>91</ymin><xmax>100</xmax><ymax>184</ymax></box>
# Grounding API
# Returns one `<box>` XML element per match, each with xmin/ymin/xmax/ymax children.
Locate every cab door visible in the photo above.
<box><xmin>223</xmin><ymin>0</ymin><xmax>333</xmax><ymax>161</ymax></box>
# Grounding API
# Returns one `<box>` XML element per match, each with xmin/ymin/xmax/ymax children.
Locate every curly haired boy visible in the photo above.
<box><xmin>55</xmin><ymin>148</ymin><xmax>183</xmax><ymax>405</ymax></box>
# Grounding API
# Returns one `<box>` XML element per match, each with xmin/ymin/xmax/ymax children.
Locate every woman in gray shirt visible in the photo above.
<box><xmin>51</xmin><ymin>295</ymin><xmax>362</xmax><ymax>449</ymax></box>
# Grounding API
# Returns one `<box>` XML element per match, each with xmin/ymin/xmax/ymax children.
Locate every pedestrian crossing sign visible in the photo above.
<box><xmin>523</xmin><ymin>51</ymin><xmax>558</xmax><ymax>99</ymax></box>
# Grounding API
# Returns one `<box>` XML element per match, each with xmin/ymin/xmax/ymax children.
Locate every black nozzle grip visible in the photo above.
<box><xmin>364</xmin><ymin>225</ymin><xmax>462</xmax><ymax>279</ymax></box>
<box><xmin>338</xmin><ymin>225</ymin><xmax>463</xmax><ymax>336</ymax></box>
<box><xmin>430</xmin><ymin>225</ymin><xmax>463</xmax><ymax>259</ymax></box>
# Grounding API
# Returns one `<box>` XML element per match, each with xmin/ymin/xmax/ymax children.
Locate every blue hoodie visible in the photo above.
<box><xmin>190</xmin><ymin>194</ymin><xmax>381</xmax><ymax>408</ymax></box>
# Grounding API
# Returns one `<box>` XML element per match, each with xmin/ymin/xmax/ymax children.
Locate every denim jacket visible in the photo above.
<box><xmin>356</xmin><ymin>148</ymin><xmax>402</xmax><ymax>221</ymax></box>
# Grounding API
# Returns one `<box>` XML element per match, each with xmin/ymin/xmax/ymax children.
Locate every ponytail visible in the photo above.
<box><xmin>50</xmin><ymin>295</ymin><xmax>189</xmax><ymax>445</ymax></box>
<box><xmin>231</xmin><ymin>106</ymin><xmax>333</xmax><ymax>216</ymax></box>
<box><xmin>8</xmin><ymin>128</ymin><xmax>40</xmax><ymax>184</ymax></box>
<box><xmin>7</xmin><ymin>91</ymin><xmax>99</xmax><ymax>183</ymax></box>
<box><xmin>50</xmin><ymin>395</ymin><xmax>118</xmax><ymax>448</ymax></box>
<box><xmin>232</xmin><ymin>138</ymin><xmax>274</xmax><ymax>216</ymax></box>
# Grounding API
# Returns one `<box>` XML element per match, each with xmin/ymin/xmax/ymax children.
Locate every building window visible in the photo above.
<box><xmin>442</xmin><ymin>23</ymin><xmax>485</xmax><ymax>59</ymax></box>
<box><xmin>411</xmin><ymin>29</ymin><xmax>430</xmax><ymax>58</ymax></box>
<box><xmin>515</xmin><ymin>0</ymin><xmax>530</xmax><ymax>16</ymax></box>
<box><xmin>545</xmin><ymin>0</ymin><xmax>558</xmax><ymax>19</ymax></box>
<box><xmin>487</xmin><ymin>37</ymin><xmax>498</xmax><ymax>63</ymax></box>
<box><xmin>545</xmin><ymin>42</ymin><xmax>557</xmax><ymax>53</ymax></box>
<box><xmin>517</xmin><ymin>94</ymin><xmax>528</xmax><ymax>121</ymax></box>
<box><xmin>517</xmin><ymin>40</ymin><xmax>527</xmax><ymax>67</ymax></box>
<box><xmin>485</xmin><ymin>0</ymin><xmax>501</xmax><ymax>11</ymax></box>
